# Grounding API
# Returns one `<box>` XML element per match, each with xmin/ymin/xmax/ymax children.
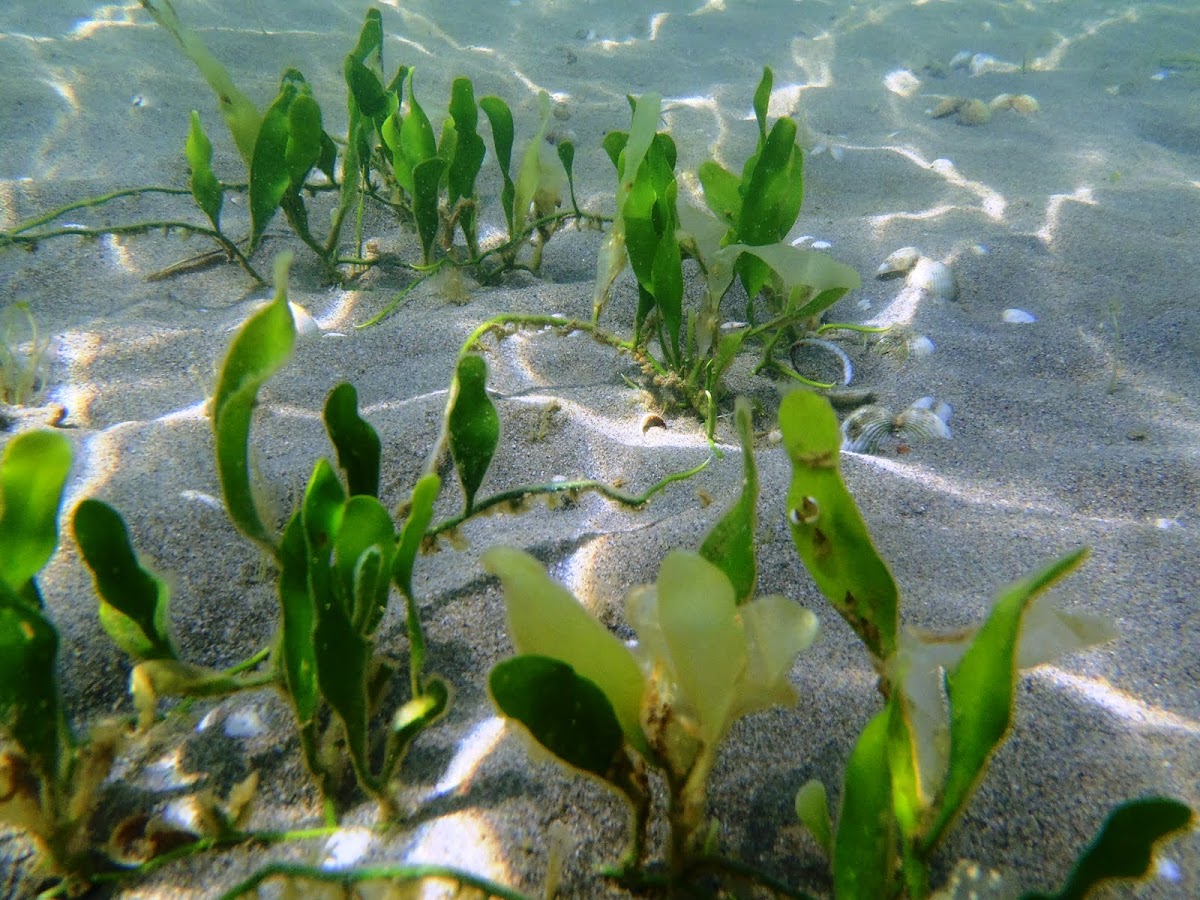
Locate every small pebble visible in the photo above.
<box><xmin>1002</xmin><ymin>308</ymin><xmax>1036</xmax><ymax>324</ymax></box>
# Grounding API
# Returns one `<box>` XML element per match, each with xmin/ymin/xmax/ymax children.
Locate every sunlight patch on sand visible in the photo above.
<box><xmin>1036</xmin><ymin>186</ymin><xmax>1096</xmax><ymax>248</ymax></box>
<box><xmin>432</xmin><ymin>716</ymin><xmax>508</xmax><ymax>798</ymax></box>
<box><xmin>404</xmin><ymin>812</ymin><xmax>512</xmax><ymax>895</ymax></box>
<box><xmin>1034</xmin><ymin>668</ymin><xmax>1200</xmax><ymax>736</ymax></box>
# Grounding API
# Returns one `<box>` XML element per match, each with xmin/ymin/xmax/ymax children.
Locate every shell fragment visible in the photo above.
<box><xmin>1002</xmin><ymin>308</ymin><xmax>1036</xmax><ymax>324</ymax></box>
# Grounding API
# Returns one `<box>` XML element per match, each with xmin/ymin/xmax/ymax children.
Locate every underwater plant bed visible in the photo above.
<box><xmin>2</xmin><ymin>1</ymin><xmax>1199</xmax><ymax>898</ymax></box>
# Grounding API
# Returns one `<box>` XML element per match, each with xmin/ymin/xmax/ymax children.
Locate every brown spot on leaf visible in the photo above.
<box><xmin>812</xmin><ymin>527</ymin><xmax>831</xmax><ymax>559</ymax></box>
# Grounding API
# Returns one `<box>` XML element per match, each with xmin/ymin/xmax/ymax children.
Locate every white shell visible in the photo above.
<box><xmin>1002</xmin><ymin>308</ymin><xmax>1037</xmax><ymax>324</ymax></box>
<box><xmin>877</xmin><ymin>247</ymin><xmax>921</xmax><ymax>276</ymax></box>
<box><xmin>909</xmin><ymin>335</ymin><xmax>936</xmax><ymax>357</ymax></box>
<box><xmin>910</xmin><ymin>396</ymin><xmax>953</xmax><ymax>428</ymax></box>
<box><xmin>288</xmin><ymin>301</ymin><xmax>320</xmax><ymax>338</ymax></box>
<box><xmin>906</xmin><ymin>258</ymin><xmax>958</xmax><ymax>301</ymax></box>
<box><xmin>841</xmin><ymin>405</ymin><xmax>894</xmax><ymax>453</ymax></box>
<box><xmin>949</xmin><ymin>50</ymin><xmax>972</xmax><ymax>70</ymax></box>
<box><xmin>969</xmin><ymin>53</ymin><xmax>999</xmax><ymax>75</ymax></box>
<box><xmin>223</xmin><ymin>708</ymin><xmax>266</xmax><ymax>739</ymax></box>
<box><xmin>840</xmin><ymin>397</ymin><xmax>952</xmax><ymax>453</ymax></box>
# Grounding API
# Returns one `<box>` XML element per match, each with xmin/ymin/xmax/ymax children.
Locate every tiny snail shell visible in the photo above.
<box><xmin>877</xmin><ymin>246</ymin><xmax>922</xmax><ymax>276</ymax></box>
<box><xmin>641</xmin><ymin>413</ymin><xmax>668</xmax><ymax>433</ymax></box>
<box><xmin>798</xmin><ymin>496</ymin><xmax>821</xmax><ymax>524</ymax></box>
<box><xmin>906</xmin><ymin>258</ymin><xmax>958</xmax><ymax>301</ymax></box>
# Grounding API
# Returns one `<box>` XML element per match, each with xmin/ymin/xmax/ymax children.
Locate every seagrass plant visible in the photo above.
<box><xmin>0</xmin><ymin>302</ymin><xmax>50</xmax><ymax>407</ymax></box>
<box><xmin>481</xmin><ymin>390</ymin><xmax>1194</xmax><ymax>898</ymax></box>
<box><xmin>777</xmin><ymin>388</ymin><xmax>1193</xmax><ymax>898</ymax></box>
<box><xmin>590</xmin><ymin>70</ymin><xmax>869</xmax><ymax>438</ymax></box>
<box><xmin>63</xmin><ymin>256</ymin><xmax>446</xmax><ymax>824</ymax></box>
<box><xmin>485</xmin><ymin>400</ymin><xmax>823</xmax><ymax>892</ymax></box>
<box><xmin>65</xmin><ymin>254</ymin><xmax>452</xmax><ymax>822</ymax></box>
<box><xmin>64</xmin><ymin>252</ymin><xmax>705</xmax><ymax>829</ymax></box>
<box><xmin>1</xmin><ymin>4</ymin><xmax>590</xmax><ymax>297</ymax></box>
<box><xmin>0</xmin><ymin>429</ymin><xmax>107</xmax><ymax>890</ymax></box>
<box><xmin>0</xmin><ymin>4</ymin><xmax>586</xmax><ymax>297</ymax></box>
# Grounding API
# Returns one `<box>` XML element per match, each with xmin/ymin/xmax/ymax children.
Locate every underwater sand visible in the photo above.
<box><xmin>1</xmin><ymin>0</ymin><xmax>1198</xmax><ymax>896</ymax></box>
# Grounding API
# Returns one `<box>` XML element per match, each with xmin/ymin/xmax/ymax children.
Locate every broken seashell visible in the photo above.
<box><xmin>1002</xmin><ymin>308</ymin><xmax>1036</xmax><ymax>324</ymax></box>
<box><xmin>790</xmin><ymin>338</ymin><xmax>854</xmax><ymax>385</ymax></box>
<box><xmin>906</xmin><ymin>258</ymin><xmax>958</xmax><ymax>301</ymax></box>
<box><xmin>223</xmin><ymin>708</ymin><xmax>266</xmax><ymax>739</ymax></box>
<box><xmin>877</xmin><ymin>247</ymin><xmax>922</xmax><ymax>277</ymax></box>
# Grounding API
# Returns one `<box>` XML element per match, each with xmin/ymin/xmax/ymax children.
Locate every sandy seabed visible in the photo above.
<box><xmin>1</xmin><ymin>0</ymin><xmax>1198</xmax><ymax>897</ymax></box>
